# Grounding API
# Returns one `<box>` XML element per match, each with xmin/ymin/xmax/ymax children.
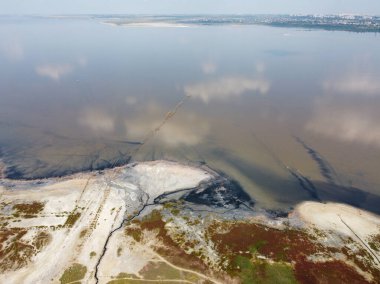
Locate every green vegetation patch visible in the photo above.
<box><xmin>265</xmin><ymin>263</ymin><xmax>298</xmax><ymax>284</ymax></box>
<box><xmin>124</xmin><ymin>227</ymin><xmax>142</xmax><ymax>242</ymax></box>
<box><xmin>116</xmin><ymin>272</ymin><xmax>139</xmax><ymax>279</ymax></box>
<box><xmin>249</xmin><ymin>240</ymin><xmax>268</xmax><ymax>254</ymax></box>
<box><xmin>34</xmin><ymin>231</ymin><xmax>51</xmax><ymax>250</ymax></box>
<box><xmin>163</xmin><ymin>202</ymin><xmax>175</xmax><ymax>209</ymax></box>
<box><xmin>234</xmin><ymin>256</ymin><xmax>256</xmax><ymax>283</ymax></box>
<box><xmin>13</xmin><ymin>201</ymin><xmax>44</xmax><ymax>216</ymax></box>
<box><xmin>64</xmin><ymin>212</ymin><xmax>81</xmax><ymax>227</ymax></box>
<box><xmin>107</xmin><ymin>273</ymin><xmax>139</xmax><ymax>283</ymax></box>
<box><xmin>233</xmin><ymin>256</ymin><xmax>297</xmax><ymax>284</ymax></box>
<box><xmin>79</xmin><ymin>229</ymin><xmax>87</xmax><ymax>238</ymax></box>
<box><xmin>140</xmin><ymin>261</ymin><xmax>182</xmax><ymax>279</ymax></box>
<box><xmin>117</xmin><ymin>247</ymin><xmax>122</xmax><ymax>257</ymax></box>
<box><xmin>139</xmin><ymin>261</ymin><xmax>203</xmax><ymax>283</ymax></box>
<box><xmin>108</xmin><ymin>280</ymin><xmax>135</xmax><ymax>284</ymax></box>
<box><xmin>171</xmin><ymin>208</ymin><xmax>180</xmax><ymax>216</ymax></box>
<box><xmin>141</xmin><ymin>209</ymin><xmax>162</xmax><ymax>224</ymax></box>
<box><xmin>368</xmin><ymin>234</ymin><xmax>380</xmax><ymax>252</ymax></box>
<box><xmin>59</xmin><ymin>263</ymin><xmax>87</xmax><ymax>284</ymax></box>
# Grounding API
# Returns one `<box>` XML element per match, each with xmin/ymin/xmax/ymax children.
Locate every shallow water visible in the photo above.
<box><xmin>1</xmin><ymin>16</ymin><xmax>380</xmax><ymax>212</ymax></box>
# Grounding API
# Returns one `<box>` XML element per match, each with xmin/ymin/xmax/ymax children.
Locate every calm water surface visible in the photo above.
<box><xmin>1</xmin><ymin>16</ymin><xmax>380</xmax><ymax>212</ymax></box>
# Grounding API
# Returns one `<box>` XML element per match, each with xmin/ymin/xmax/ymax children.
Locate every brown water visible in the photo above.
<box><xmin>1</xmin><ymin>16</ymin><xmax>380</xmax><ymax>212</ymax></box>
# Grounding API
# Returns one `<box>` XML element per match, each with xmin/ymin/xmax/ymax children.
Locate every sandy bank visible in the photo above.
<box><xmin>295</xmin><ymin>201</ymin><xmax>380</xmax><ymax>238</ymax></box>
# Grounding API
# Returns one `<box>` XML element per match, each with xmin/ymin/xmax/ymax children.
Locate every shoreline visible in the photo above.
<box><xmin>0</xmin><ymin>160</ymin><xmax>379</xmax><ymax>283</ymax></box>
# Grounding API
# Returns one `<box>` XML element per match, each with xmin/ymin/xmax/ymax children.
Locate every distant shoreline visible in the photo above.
<box><xmin>2</xmin><ymin>14</ymin><xmax>379</xmax><ymax>33</ymax></box>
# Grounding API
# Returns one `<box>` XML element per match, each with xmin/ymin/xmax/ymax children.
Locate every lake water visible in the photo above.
<box><xmin>1</xmin><ymin>16</ymin><xmax>380</xmax><ymax>212</ymax></box>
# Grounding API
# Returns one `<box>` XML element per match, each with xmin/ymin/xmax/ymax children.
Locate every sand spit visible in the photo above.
<box><xmin>0</xmin><ymin>161</ymin><xmax>212</xmax><ymax>284</ymax></box>
<box><xmin>104</xmin><ymin>21</ymin><xmax>190</xmax><ymax>28</ymax></box>
<box><xmin>295</xmin><ymin>202</ymin><xmax>380</xmax><ymax>239</ymax></box>
<box><xmin>0</xmin><ymin>160</ymin><xmax>379</xmax><ymax>283</ymax></box>
<box><xmin>295</xmin><ymin>202</ymin><xmax>380</xmax><ymax>263</ymax></box>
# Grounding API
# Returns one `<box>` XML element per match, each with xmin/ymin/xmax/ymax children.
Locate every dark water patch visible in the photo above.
<box><xmin>250</xmin><ymin>132</ymin><xmax>320</xmax><ymax>201</ymax></box>
<box><xmin>148</xmin><ymin>163</ymin><xmax>255</xmax><ymax>210</ymax></box>
<box><xmin>0</xmin><ymin>125</ymin><xmax>141</xmax><ymax>180</ymax></box>
<box><xmin>2</xmin><ymin>154</ymin><xmax>131</xmax><ymax>180</ymax></box>
<box><xmin>288</xmin><ymin>169</ymin><xmax>321</xmax><ymax>201</ymax></box>
<box><xmin>107</xmin><ymin>139</ymin><xmax>143</xmax><ymax>146</ymax></box>
<box><xmin>183</xmin><ymin>178</ymin><xmax>254</xmax><ymax>209</ymax></box>
<box><xmin>265</xmin><ymin>209</ymin><xmax>289</xmax><ymax>218</ymax></box>
<box><xmin>294</xmin><ymin>137</ymin><xmax>339</xmax><ymax>185</ymax></box>
<box><xmin>4</xmin><ymin>165</ymin><xmax>27</xmax><ymax>180</ymax></box>
<box><xmin>212</xmin><ymin>148</ymin><xmax>380</xmax><ymax>215</ymax></box>
<box><xmin>315</xmin><ymin>181</ymin><xmax>380</xmax><ymax>215</ymax></box>
<box><xmin>211</xmin><ymin>148</ymin><xmax>317</xmax><ymax>204</ymax></box>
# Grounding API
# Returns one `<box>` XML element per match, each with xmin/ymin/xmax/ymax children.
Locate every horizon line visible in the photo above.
<box><xmin>1</xmin><ymin>13</ymin><xmax>379</xmax><ymax>17</ymax></box>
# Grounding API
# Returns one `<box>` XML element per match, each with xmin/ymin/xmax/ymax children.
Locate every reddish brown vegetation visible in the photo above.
<box><xmin>209</xmin><ymin>222</ymin><xmax>323</xmax><ymax>263</ymax></box>
<box><xmin>208</xmin><ymin>221</ymin><xmax>378</xmax><ymax>284</ymax></box>
<box><xmin>0</xmin><ymin>228</ymin><xmax>34</xmax><ymax>272</ymax></box>
<box><xmin>341</xmin><ymin>245</ymin><xmax>380</xmax><ymax>281</ymax></box>
<box><xmin>125</xmin><ymin>211</ymin><xmax>379</xmax><ymax>284</ymax></box>
<box><xmin>295</xmin><ymin>260</ymin><xmax>371</xmax><ymax>284</ymax></box>
<box><xmin>139</xmin><ymin>211</ymin><xmax>210</xmax><ymax>273</ymax></box>
<box><xmin>0</xmin><ymin>228</ymin><xmax>51</xmax><ymax>272</ymax></box>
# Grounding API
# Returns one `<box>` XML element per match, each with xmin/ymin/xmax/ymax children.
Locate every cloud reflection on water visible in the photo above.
<box><xmin>35</xmin><ymin>58</ymin><xmax>87</xmax><ymax>81</ymax></box>
<box><xmin>125</xmin><ymin>96</ymin><xmax>137</xmax><ymax>105</ymax></box>
<box><xmin>35</xmin><ymin>64</ymin><xmax>73</xmax><ymax>81</ymax></box>
<box><xmin>78</xmin><ymin>101</ymin><xmax>209</xmax><ymax>147</ymax></box>
<box><xmin>125</xmin><ymin>102</ymin><xmax>209</xmax><ymax>147</ymax></box>
<box><xmin>2</xmin><ymin>41</ymin><xmax>24</xmax><ymax>61</ymax></box>
<box><xmin>201</xmin><ymin>61</ymin><xmax>217</xmax><ymax>75</ymax></box>
<box><xmin>307</xmin><ymin>99</ymin><xmax>380</xmax><ymax>147</ymax></box>
<box><xmin>184</xmin><ymin>76</ymin><xmax>270</xmax><ymax>103</ymax></box>
<box><xmin>323</xmin><ymin>73</ymin><xmax>380</xmax><ymax>96</ymax></box>
<box><xmin>78</xmin><ymin>108</ymin><xmax>115</xmax><ymax>134</ymax></box>
<box><xmin>307</xmin><ymin>72</ymin><xmax>380</xmax><ymax>147</ymax></box>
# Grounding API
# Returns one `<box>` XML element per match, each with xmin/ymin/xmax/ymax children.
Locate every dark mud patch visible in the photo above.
<box><xmin>182</xmin><ymin>177</ymin><xmax>254</xmax><ymax>209</ymax></box>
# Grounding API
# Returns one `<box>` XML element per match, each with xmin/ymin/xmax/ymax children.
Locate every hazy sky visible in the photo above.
<box><xmin>1</xmin><ymin>0</ymin><xmax>380</xmax><ymax>15</ymax></box>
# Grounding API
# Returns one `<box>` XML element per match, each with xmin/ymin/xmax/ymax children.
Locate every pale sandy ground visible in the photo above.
<box><xmin>1</xmin><ymin>161</ymin><xmax>380</xmax><ymax>283</ymax></box>
<box><xmin>104</xmin><ymin>22</ymin><xmax>190</xmax><ymax>28</ymax></box>
<box><xmin>0</xmin><ymin>161</ymin><xmax>212</xmax><ymax>284</ymax></box>
<box><xmin>294</xmin><ymin>201</ymin><xmax>380</xmax><ymax>268</ymax></box>
<box><xmin>295</xmin><ymin>202</ymin><xmax>380</xmax><ymax>238</ymax></box>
